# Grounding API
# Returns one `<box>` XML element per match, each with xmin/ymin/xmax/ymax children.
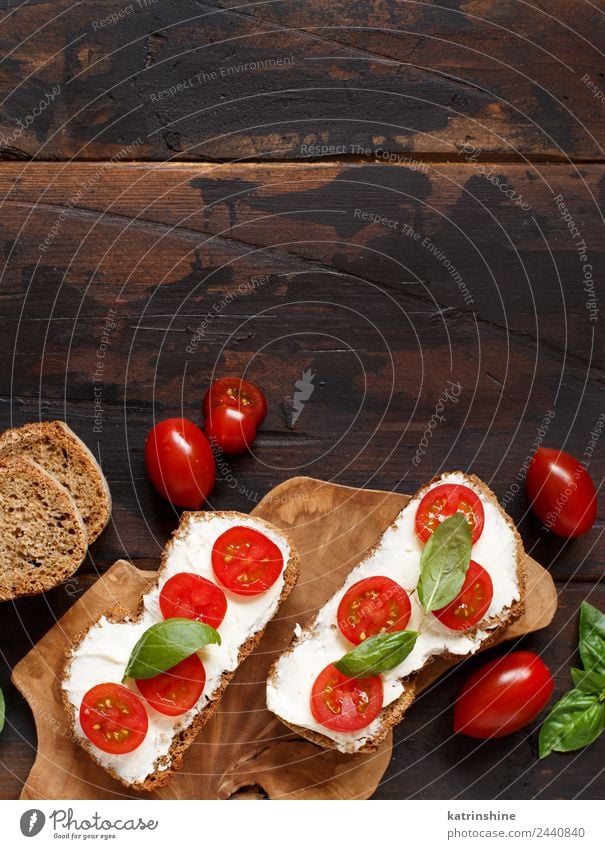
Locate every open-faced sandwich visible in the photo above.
<box><xmin>62</xmin><ymin>511</ymin><xmax>299</xmax><ymax>791</ymax></box>
<box><xmin>266</xmin><ymin>472</ymin><xmax>525</xmax><ymax>753</ymax></box>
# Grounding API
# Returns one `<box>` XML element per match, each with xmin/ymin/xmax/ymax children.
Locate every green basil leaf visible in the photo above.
<box><xmin>417</xmin><ymin>513</ymin><xmax>472</xmax><ymax>613</ymax></box>
<box><xmin>579</xmin><ymin>602</ymin><xmax>605</xmax><ymax>675</ymax></box>
<box><xmin>124</xmin><ymin>618</ymin><xmax>221</xmax><ymax>680</ymax></box>
<box><xmin>539</xmin><ymin>688</ymin><xmax>605</xmax><ymax>758</ymax></box>
<box><xmin>334</xmin><ymin>630</ymin><xmax>419</xmax><ymax>678</ymax></box>
<box><xmin>0</xmin><ymin>688</ymin><xmax>4</xmax><ymax>734</ymax></box>
<box><xmin>570</xmin><ymin>667</ymin><xmax>605</xmax><ymax>695</ymax></box>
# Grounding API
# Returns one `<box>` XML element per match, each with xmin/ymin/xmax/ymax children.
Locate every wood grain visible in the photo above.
<box><xmin>12</xmin><ymin>477</ymin><xmax>556</xmax><ymax>800</ymax></box>
<box><xmin>0</xmin><ymin>1</ymin><xmax>603</xmax><ymax>161</ymax></box>
<box><xmin>0</xmin><ymin>161</ymin><xmax>602</xmax><ymax>581</ymax></box>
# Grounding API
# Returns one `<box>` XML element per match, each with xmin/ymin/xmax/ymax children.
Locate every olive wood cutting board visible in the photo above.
<box><xmin>13</xmin><ymin>476</ymin><xmax>557</xmax><ymax>800</ymax></box>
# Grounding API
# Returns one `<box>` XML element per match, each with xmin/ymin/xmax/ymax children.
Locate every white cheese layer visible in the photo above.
<box><xmin>266</xmin><ymin>473</ymin><xmax>520</xmax><ymax>753</ymax></box>
<box><xmin>63</xmin><ymin>513</ymin><xmax>290</xmax><ymax>785</ymax></box>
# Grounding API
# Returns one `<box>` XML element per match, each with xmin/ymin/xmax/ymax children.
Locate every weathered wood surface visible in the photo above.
<box><xmin>0</xmin><ymin>0</ymin><xmax>603</xmax><ymax>798</ymax></box>
<box><xmin>0</xmin><ymin>0</ymin><xmax>603</xmax><ymax>161</ymax></box>
<box><xmin>0</xmin><ymin>161</ymin><xmax>602</xmax><ymax>580</ymax></box>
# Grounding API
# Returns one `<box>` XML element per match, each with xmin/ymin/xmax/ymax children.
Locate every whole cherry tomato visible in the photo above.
<box><xmin>526</xmin><ymin>447</ymin><xmax>597</xmax><ymax>537</ymax></box>
<box><xmin>454</xmin><ymin>650</ymin><xmax>553</xmax><ymax>739</ymax></box>
<box><xmin>204</xmin><ymin>405</ymin><xmax>256</xmax><ymax>456</ymax></box>
<box><xmin>202</xmin><ymin>376</ymin><xmax>267</xmax><ymax>427</ymax></box>
<box><xmin>146</xmin><ymin>418</ymin><xmax>215</xmax><ymax>508</ymax></box>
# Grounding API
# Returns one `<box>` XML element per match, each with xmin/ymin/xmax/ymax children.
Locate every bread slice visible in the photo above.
<box><xmin>0</xmin><ymin>421</ymin><xmax>111</xmax><ymax>544</ymax></box>
<box><xmin>267</xmin><ymin>472</ymin><xmax>526</xmax><ymax>753</ymax></box>
<box><xmin>0</xmin><ymin>456</ymin><xmax>88</xmax><ymax>601</ymax></box>
<box><xmin>62</xmin><ymin>511</ymin><xmax>300</xmax><ymax>791</ymax></box>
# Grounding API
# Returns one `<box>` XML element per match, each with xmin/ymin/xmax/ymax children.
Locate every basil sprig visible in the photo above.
<box><xmin>571</xmin><ymin>667</ymin><xmax>605</xmax><ymax>694</ymax></box>
<box><xmin>335</xmin><ymin>630</ymin><xmax>419</xmax><ymax>678</ymax></box>
<box><xmin>417</xmin><ymin>513</ymin><xmax>472</xmax><ymax>613</ymax></box>
<box><xmin>579</xmin><ymin>601</ymin><xmax>605</xmax><ymax>674</ymax></box>
<box><xmin>123</xmin><ymin>618</ymin><xmax>221</xmax><ymax>680</ymax></box>
<box><xmin>539</xmin><ymin>602</ymin><xmax>605</xmax><ymax>758</ymax></box>
<box><xmin>0</xmin><ymin>687</ymin><xmax>4</xmax><ymax>734</ymax></box>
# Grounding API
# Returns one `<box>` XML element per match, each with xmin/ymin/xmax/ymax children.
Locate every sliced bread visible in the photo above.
<box><xmin>62</xmin><ymin>510</ymin><xmax>300</xmax><ymax>791</ymax></box>
<box><xmin>0</xmin><ymin>421</ymin><xmax>111</xmax><ymax>543</ymax></box>
<box><xmin>0</xmin><ymin>456</ymin><xmax>88</xmax><ymax>601</ymax></box>
<box><xmin>266</xmin><ymin>471</ymin><xmax>526</xmax><ymax>753</ymax></box>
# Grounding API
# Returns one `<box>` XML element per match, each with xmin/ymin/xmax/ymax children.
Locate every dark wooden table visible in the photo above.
<box><xmin>0</xmin><ymin>0</ymin><xmax>603</xmax><ymax>800</ymax></box>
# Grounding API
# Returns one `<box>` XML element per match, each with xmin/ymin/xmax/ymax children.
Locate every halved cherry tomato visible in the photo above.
<box><xmin>433</xmin><ymin>560</ymin><xmax>493</xmax><ymax>631</ymax></box>
<box><xmin>526</xmin><ymin>447</ymin><xmax>597</xmax><ymax>538</ymax></box>
<box><xmin>146</xmin><ymin>418</ymin><xmax>216</xmax><ymax>509</ymax></box>
<box><xmin>204</xmin><ymin>405</ymin><xmax>256</xmax><ymax>456</ymax></box>
<box><xmin>337</xmin><ymin>576</ymin><xmax>411</xmax><ymax>645</ymax></box>
<box><xmin>159</xmin><ymin>572</ymin><xmax>227</xmax><ymax>629</ymax></box>
<box><xmin>135</xmin><ymin>654</ymin><xmax>206</xmax><ymax>717</ymax></box>
<box><xmin>211</xmin><ymin>526</ymin><xmax>283</xmax><ymax>596</ymax></box>
<box><xmin>203</xmin><ymin>376</ymin><xmax>267</xmax><ymax>427</ymax></box>
<box><xmin>454</xmin><ymin>650</ymin><xmax>553</xmax><ymax>739</ymax></box>
<box><xmin>310</xmin><ymin>663</ymin><xmax>383</xmax><ymax>731</ymax></box>
<box><xmin>80</xmin><ymin>683</ymin><xmax>148</xmax><ymax>755</ymax></box>
<box><xmin>415</xmin><ymin>483</ymin><xmax>485</xmax><ymax>544</ymax></box>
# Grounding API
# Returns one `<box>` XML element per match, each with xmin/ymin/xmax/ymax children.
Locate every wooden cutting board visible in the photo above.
<box><xmin>13</xmin><ymin>476</ymin><xmax>557</xmax><ymax>800</ymax></box>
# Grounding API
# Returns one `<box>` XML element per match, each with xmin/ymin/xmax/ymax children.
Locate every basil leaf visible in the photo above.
<box><xmin>570</xmin><ymin>667</ymin><xmax>605</xmax><ymax>695</ymax></box>
<box><xmin>579</xmin><ymin>602</ymin><xmax>605</xmax><ymax>675</ymax></box>
<box><xmin>124</xmin><ymin>618</ymin><xmax>221</xmax><ymax>680</ymax></box>
<box><xmin>417</xmin><ymin>513</ymin><xmax>472</xmax><ymax>613</ymax></box>
<box><xmin>539</xmin><ymin>688</ymin><xmax>605</xmax><ymax>758</ymax></box>
<box><xmin>0</xmin><ymin>688</ymin><xmax>4</xmax><ymax>734</ymax></box>
<box><xmin>334</xmin><ymin>630</ymin><xmax>419</xmax><ymax>678</ymax></box>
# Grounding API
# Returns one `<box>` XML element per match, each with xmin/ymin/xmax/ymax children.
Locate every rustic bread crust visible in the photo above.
<box><xmin>0</xmin><ymin>420</ymin><xmax>112</xmax><ymax>543</ymax></box>
<box><xmin>267</xmin><ymin>472</ymin><xmax>526</xmax><ymax>752</ymax></box>
<box><xmin>0</xmin><ymin>456</ymin><xmax>88</xmax><ymax>601</ymax></box>
<box><xmin>62</xmin><ymin>511</ymin><xmax>300</xmax><ymax>792</ymax></box>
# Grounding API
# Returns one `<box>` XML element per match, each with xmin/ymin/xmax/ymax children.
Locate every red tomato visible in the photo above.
<box><xmin>310</xmin><ymin>663</ymin><xmax>383</xmax><ymax>731</ymax></box>
<box><xmin>211</xmin><ymin>526</ymin><xmax>283</xmax><ymax>596</ymax></box>
<box><xmin>526</xmin><ymin>447</ymin><xmax>597</xmax><ymax>538</ymax></box>
<box><xmin>204</xmin><ymin>405</ymin><xmax>256</xmax><ymax>456</ymax></box>
<box><xmin>135</xmin><ymin>654</ymin><xmax>206</xmax><ymax>717</ymax></box>
<box><xmin>433</xmin><ymin>560</ymin><xmax>493</xmax><ymax>631</ymax></box>
<box><xmin>80</xmin><ymin>683</ymin><xmax>148</xmax><ymax>754</ymax></box>
<box><xmin>159</xmin><ymin>572</ymin><xmax>227</xmax><ymax>629</ymax></box>
<box><xmin>145</xmin><ymin>418</ymin><xmax>216</xmax><ymax>509</ymax></box>
<box><xmin>454</xmin><ymin>651</ymin><xmax>553</xmax><ymax>739</ymax></box>
<box><xmin>203</xmin><ymin>376</ymin><xmax>267</xmax><ymax>427</ymax></box>
<box><xmin>416</xmin><ymin>483</ymin><xmax>485</xmax><ymax>543</ymax></box>
<box><xmin>337</xmin><ymin>576</ymin><xmax>411</xmax><ymax>645</ymax></box>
